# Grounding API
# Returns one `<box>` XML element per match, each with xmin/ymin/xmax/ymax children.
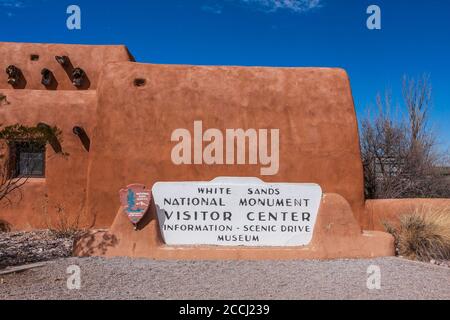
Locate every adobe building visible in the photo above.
<box><xmin>1</xmin><ymin>42</ymin><xmax>448</xmax><ymax>260</ymax></box>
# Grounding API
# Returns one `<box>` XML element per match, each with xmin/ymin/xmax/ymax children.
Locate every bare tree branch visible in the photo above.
<box><xmin>361</xmin><ymin>75</ymin><xmax>450</xmax><ymax>199</ymax></box>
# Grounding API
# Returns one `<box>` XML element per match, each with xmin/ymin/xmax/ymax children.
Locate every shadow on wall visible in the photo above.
<box><xmin>0</xmin><ymin>219</ymin><xmax>11</xmax><ymax>232</ymax></box>
<box><xmin>41</xmin><ymin>68</ymin><xmax>59</xmax><ymax>90</ymax></box>
<box><xmin>56</xmin><ymin>56</ymin><xmax>91</xmax><ymax>90</ymax></box>
<box><xmin>73</xmin><ymin>126</ymin><xmax>90</xmax><ymax>152</ymax></box>
<box><xmin>5</xmin><ymin>58</ymin><xmax>91</xmax><ymax>90</ymax></box>
<box><xmin>6</xmin><ymin>65</ymin><xmax>27</xmax><ymax>89</ymax></box>
<box><xmin>74</xmin><ymin>230</ymin><xmax>119</xmax><ymax>256</ymax></box>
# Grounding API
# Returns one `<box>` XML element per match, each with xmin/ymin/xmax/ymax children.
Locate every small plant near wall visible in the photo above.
<box><xmin>51</xmin><ymin>204</ymin><xmax>85</xmax><ymax>239</ymax></box>
<box><xmin>0</xmin><ymin>123</ymin><xmax>61</xmax><ymax>144</ymax></box>
<box><xmin>39</xmin><ymin>195</ymin><xmax>86</xmax><ymax>239</ymax></box>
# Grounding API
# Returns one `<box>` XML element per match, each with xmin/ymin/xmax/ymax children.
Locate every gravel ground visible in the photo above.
<box><xmin>0</xmin><ymin>257</ymin><xmax>449</xmax><ymax>300</ymax></box>
<box><xmin>0</xmin><ymin>230</ymin><xmax>75</xmax><ymax>269</ymax></box>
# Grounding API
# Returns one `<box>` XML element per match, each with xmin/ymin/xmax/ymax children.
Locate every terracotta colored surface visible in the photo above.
<box><xmin>0</xmin><ymin>42</ymin><xmax>133</xmax><ymax>230</ymax></box>
<box><xmin>0</xmin><ymin>179</ymin><xmax>47</xmax><ymax>230</ymax></box>
<box><xmin>0</xmin><ymin>89</ymin><xmax>98</xmax><ymax>230</ymax></box>
<box><xmin>366</xmin><ymin>199</ymin><xmax>450</xmax><ymax>231</ymax></box>
<box><xmin>0</xmin><ymin>42</ymin><xmax>402</xmax><ymax>260</ymax></box>
<box><xmin>0</xmin><ymin>42</ymin><xmax>132</xmax><ymax>91</ymax></box>
<box><xmin>85</xmin><ymin>62</ymin><xmax>366</xmax><ymax>227</ymax></box>
<box><xmin>1</xmin><ymin>43</ymin><xmax>369</xmax><ymax>231</ymax></box>
<box><xmin>74</xmin><ymin>193</ymin><xmax>395</xmax><ymax>260</ymax></box>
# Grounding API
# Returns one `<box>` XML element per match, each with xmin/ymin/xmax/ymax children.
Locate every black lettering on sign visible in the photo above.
<box><xmin>217</xmin><ymin>235</ymin><xmax>260</xmax><ymax>242</ymax></box>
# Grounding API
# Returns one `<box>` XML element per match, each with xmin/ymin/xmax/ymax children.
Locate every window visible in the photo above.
<box><xmin>11</xmin><ymin>142</ymin><xmax>46</xmax><ymax>178</ymax></box>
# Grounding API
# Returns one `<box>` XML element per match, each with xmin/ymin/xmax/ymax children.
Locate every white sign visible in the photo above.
<box><xmin>152</xmin><ymin>177</ymin><xmax>322</xmax><ymax>247</ymax></box>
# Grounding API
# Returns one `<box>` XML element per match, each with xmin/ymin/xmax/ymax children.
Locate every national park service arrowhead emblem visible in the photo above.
<box><xmin>119</xmin><ymin>184</ymin><xmax>152</xmax><ymax>227</ymax></box>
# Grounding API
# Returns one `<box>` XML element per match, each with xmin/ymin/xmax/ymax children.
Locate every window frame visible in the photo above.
<box><xmin>10</xmin><ymin>141</ymin><xmax>46</xmax><ymax>179</ymax></box>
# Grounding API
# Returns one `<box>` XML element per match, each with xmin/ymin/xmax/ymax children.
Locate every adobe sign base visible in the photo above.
<box><xmin>74</xmin><ymin>193</ymin><xmax>395</xmax><ymax>260</ymax></box>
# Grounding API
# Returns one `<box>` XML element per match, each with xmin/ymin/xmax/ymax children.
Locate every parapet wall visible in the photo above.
<box><xmin>0</xmin><ymin>42</ymin><xmax>132</xmax><ymax>90</ymax></box>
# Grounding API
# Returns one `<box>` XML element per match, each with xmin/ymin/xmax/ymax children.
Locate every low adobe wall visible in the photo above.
<box><xmin>75</xmin><ymin>193</ymin><xmax>394</xmax><ymax>260</ymax></box>
<box><xmin>365</xmin><ymin>199</ymin><xmax>450</xmax><ymax>231</ymax></box>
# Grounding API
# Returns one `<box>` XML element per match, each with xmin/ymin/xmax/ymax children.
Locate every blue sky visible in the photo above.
<box><xmin>1</xmin><ymin>0</ymin><xmax>449</xmax><ymax>151</ymax></box>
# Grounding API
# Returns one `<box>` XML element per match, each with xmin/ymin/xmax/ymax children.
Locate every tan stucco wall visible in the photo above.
<box><xmin>85</xmin><ymin>62</ymin><xmax>366</xmax><ymax>227</ymax></box>
<box><xmin>0</xmin><ymin>43</ymin><xmax>133</xmax><ymax>230</ymax></box>
<box><xmin>1</xmin><ymin>43</ymin><xmax>367</xmax><ymax>230</ymax></box>
<box><xmin>1</xmin><ymin>42</ymin><xmax>446</xmax><ymax>245</ymax></box>
<box><xmin>0</xmin><ymin>90</ymin><xmax>98</xmax><ymax>229</ymax></box>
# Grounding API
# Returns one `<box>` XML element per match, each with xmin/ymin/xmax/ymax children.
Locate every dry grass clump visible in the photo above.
<box><xmin>384</xmin><ymin>207</ymin><xmax>450</xmax><ymax>262</ymax></box>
